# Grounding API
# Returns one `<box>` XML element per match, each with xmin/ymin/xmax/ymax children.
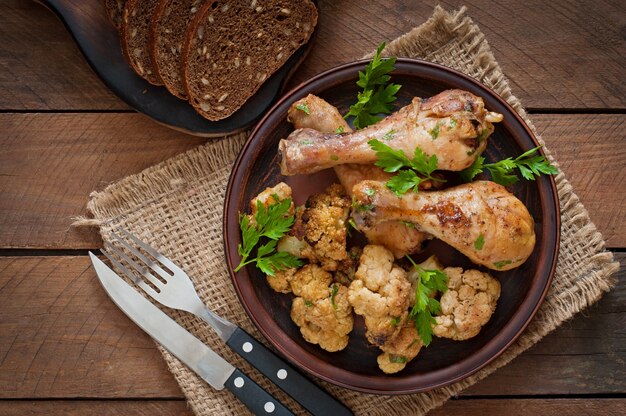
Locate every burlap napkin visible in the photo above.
<box><xmin>78</xmin><ymin>6</ymin><xmax>619</xmax><ymax>415</ymax></box>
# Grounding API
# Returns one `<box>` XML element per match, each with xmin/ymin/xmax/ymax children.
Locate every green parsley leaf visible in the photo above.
<box><xmin>235</xmin><ymin>195</ymin><xmax>303</xmax><ymax>275</ymax></box>
<box><xmin>474</xmin><ymin>234</ymin><xmax>485</xmax><ymax>250</ymax></box>
<box><xmin>368</xmin><ymin>139</ymin><xmax>446</xmax><ymax>195</ymax></box>
<box><xmin>344</xmin><ymin>43</ymin><xmax>401</xmax><ymax>129</ymax></box>
<box><xmin>335</xmin><ymin>126</ymin><xmax>345</xmax><ymax>134</ymax></box>
<box><xmin>401</xmin><ymin>221</ymin><xmax>416</xmax><ymax>229</ymax></box>
<box><xmin>304</xmin><ymin>300</ymin><xmax>314</xmax><ymax>307</ymax></box>
<box><xmin>449</xmin><ymin>118</ymin><xmax>457</xmax><ymax>129</ymax></box>
<box><xmin>330</xmin><ymin>284</ymin><xmax>339</xmax><ymax>309</ymax></box>
<box><xmin>406</xmin><ymin>256</ymin><xmax>449</xmax><ymax>347</ymax></box>
<box><xmin>295</xmin><ymin>103</ymin><xmax>310</xmax><ymax>115</ymax></box>
<box><xmin>460</xmin><ymin>146</ymin><xmax>557</xmax><ymax>185</ymax></box>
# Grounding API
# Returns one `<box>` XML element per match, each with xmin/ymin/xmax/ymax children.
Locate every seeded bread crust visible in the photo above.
<box><xmin>104</xmin><ymin>0</ymin><xmax>127</xmax><ymax>30</ymax></box>
<box><xmin>121</xmin><ymin>0</ymin><xmax>164</xmax><ymax>85</ymax></box>
<box><xmin>150</xmin><ymin>0</ymin><xmax>203</xmax><ymax>99</ymax></box>
<box><xmin>182</xmin><ymin>0</ymin><xmax>318</xmax><ymax>121</ymax></box>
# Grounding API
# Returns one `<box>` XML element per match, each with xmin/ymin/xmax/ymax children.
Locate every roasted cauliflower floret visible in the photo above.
<box><xmin>291</xmin><ymin>284</ymin><xmax>353</xmax><ymax>352</ymax></box>
<box><xmin>377</xmin><ymin>324</ymin><xmax>423</xmax><ymax>374</ymax></box>
<box><xmin>348</xmin><ymin>245</ymin><xmax>412</xmax><ymax>346</ymax></box>
<box><xmin>266</xmin><ymin>267</ymin><xmax>297</xmax><ymax>294</ymax></box>
<box><xmin>433</xmin><ymin>267</ymin><xmax>501</xmax><ymax>340</ymax></box>
<box><xmin>300</xmin><ymin>184</ymin><xmax>351</xmax><ymax>271</ymax></box>
<box><xmin>289</xmin><ymin>264</ymin><xmax>333</xmax><ymax>301</ymax></box>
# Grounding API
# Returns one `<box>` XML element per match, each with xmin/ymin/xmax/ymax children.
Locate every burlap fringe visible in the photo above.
<box><xmin>81</xmin><ymin>6</ymin><xmax>619</xmax><ymax>416</ymax></box>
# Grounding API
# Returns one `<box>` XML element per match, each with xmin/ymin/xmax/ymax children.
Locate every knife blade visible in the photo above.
<box><xmin>90</xmin><ymin>253</ymin><xmax>294</xmax><ymax>416</ymax></box>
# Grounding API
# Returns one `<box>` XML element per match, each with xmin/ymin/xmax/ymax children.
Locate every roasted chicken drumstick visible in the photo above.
<box><xmin>351</xmin><ymin>180</ymin><xmax>536</xmax><ymax>271</ymax></box>
<box><xmin>287</xmin><ymin>94</ymin><xmax>433</xmax><ymax>257</ymax></box>
<box><xmin>280</xmin><ymin>89</ymin><xmax>503</xmax><ymax>176</ymax></box>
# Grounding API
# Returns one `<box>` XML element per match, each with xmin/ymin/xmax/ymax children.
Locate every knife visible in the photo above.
<box><xmin>90</xmin><ymin>253</ymin><xmax>293</xmax><ymax>416</ymax></box>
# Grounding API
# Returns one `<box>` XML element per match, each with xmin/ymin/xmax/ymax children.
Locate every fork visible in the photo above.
<box><xmin>101</xmin><ymin>227</ymin><xmax>352</xmax><ymax>416</ymax></box>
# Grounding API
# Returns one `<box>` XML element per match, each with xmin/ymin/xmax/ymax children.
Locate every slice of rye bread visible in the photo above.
<box><xmin>121</xmin><ymin>0</ymin><xmax>164</xmax><ymax>85</ymax></box>
<box><xmin>150</xmin><ymin>0</ymin><xmax>203</xmax><ymax>99</ymax></box>
<box><xmin>104</xmin><ymin>0</ymin><xmax>127</xmax><ymax>30</ymax></box>
<box><xmin>182</xmin><ymin>0</ymin><xmax>318</xmax><ymax>121</ymax></box>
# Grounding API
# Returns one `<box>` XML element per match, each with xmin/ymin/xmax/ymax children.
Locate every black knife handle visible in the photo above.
<box><xmin>227</xmin><ymin>327</ymin><xmax>353</xmax><ymax>416</ymax></box>
<box><xmin>225</xmin><ymin>368</ymin><xmax>294</xmax><ymax>416</ymax></box>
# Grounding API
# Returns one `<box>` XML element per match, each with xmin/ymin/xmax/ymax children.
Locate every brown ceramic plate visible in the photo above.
<box><xmin>223</xmin><ymin>59</ymin><xmax>560</xmax><ymax>394</ymax></box>
<box><xmin>38</xmin><ymin>0</ymin><xmax>316</xmax><ymax>137</ymax></box>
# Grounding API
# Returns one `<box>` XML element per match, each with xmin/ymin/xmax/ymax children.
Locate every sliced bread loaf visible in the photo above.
<box><xmin>150</xmin><ymin>0</ymin><xmax>203</xmax><ymax>99</ymax></box>
<box><xmin>121</xmin><ymin>0</ymin><xmax>164</xmax><ymax>85</ymax></box>
<box><xmin>104</xmin><ymin>0</ymin><xmax>127</xmax><ymax>30</ymax></box>
<box><xmin>182</xmin><ymin>0</ymin><xmax>318</xmax><ymax>121</ymax></box>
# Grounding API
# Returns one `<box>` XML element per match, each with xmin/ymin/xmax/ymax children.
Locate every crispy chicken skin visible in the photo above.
<box><xmin>351</xmin><ymin>180</ymin><xmax>536</xmax><ymax>271</ymax></box>
<box><xmin>433</xmin><ymin>267</ymin><xmax>501</xmax><ymax>340</ymax></box>
<box><xmin>348</xmin><ymin>245</ymin><xmax>412</xmax><ymax>346</ymax></box>
<box><xmin>279</xmin><ymin>89</ymin><xmax>503</xmax><ymax>175</ymax></box>
<box><xmin>286</xmin><ymin>96</ymin><xmax>431</xmax><ymax>258</ymax></box>
<box><xmin>377</xmin><ymin>324</ymin><xmax>423</xmax><ymax>374</ymax></box>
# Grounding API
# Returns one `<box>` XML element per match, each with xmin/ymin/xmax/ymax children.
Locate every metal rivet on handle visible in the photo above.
<box><xmin>242</xmin><ymin>342</ymin><xmax>253</xmax><ymax>352</ymax></box>
<box><xmin>234</xmin><ymin>377</ymin><xmax>244</xmax><ymax>388</ymax></box>
<box><xmin>276</xmin><ymin>369</ymin><xmax>287</xmax><ymax>380</ymax></box>
<box><xmin>264</xmin><ymin>402</ymin><xmax>275</xmax><ymax>413</ymax></box>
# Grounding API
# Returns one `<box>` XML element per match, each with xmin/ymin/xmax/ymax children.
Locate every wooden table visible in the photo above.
<box><xmin>1</xmin><ymin>0</ymin><xmax>624</xmax><ymax>414</ymax></box>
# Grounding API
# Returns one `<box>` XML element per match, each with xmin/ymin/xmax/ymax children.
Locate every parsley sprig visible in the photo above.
<box><xmin>406</xmin><ymin>256</ymin><xmax>448</xmax><ymax>346</ymax></box>
<box><xmin>235</xmin><ymin>195</ymin><xmax>303</xmax><ymax>275</ymax></box>
<box><xmin>368</xmin><ymin>139</ymin><xmax>446</xmax><ymax>195</ymax></box>
<box><xmin>460</xmin><ymin>146</ymin><xmax>557</xmax><ymax>186</ymax></box>
<box><xmin>344</xmin><ymin>43</ymin><xmax>401</xmax><ymax>129</ymax></box>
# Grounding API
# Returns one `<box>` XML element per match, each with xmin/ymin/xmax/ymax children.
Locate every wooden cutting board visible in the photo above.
<box><xmin>36</xmin><ymin>0</ymin><xmax>316</xmax><ymax>137</ymax></box>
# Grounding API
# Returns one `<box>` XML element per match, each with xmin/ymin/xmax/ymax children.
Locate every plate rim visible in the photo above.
<box><xmin>223</xmin><ymin>57</ymin><xmax>561</xmax><ymax>394</ymax></box>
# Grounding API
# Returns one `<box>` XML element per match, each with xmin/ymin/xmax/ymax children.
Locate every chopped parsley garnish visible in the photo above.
<box><xmin>236</xmin><ymin>195</ymin><xmax>303</xmax><ymax>275</ymax></box>
<box><xmin>449</xmin><ymin>118</ymin><xmax>457</xmax><ymax>129</ymax></box>
<box><xmin>344</xmin><ymin>42</ymin><xmax>401</xmax><ymax>129</ymax></box>
<box><xmin>295</xmin><ymin>103</ymin><xmax>310</xmax><ymax>114</ymax></box>
<box><xmin>474</xmin><ymin>234</ymin><xmax>485</xmax><ymax>250</ymax></box>
<box><xmin>364</xmin><ymin>188</ymin><xmax>376</xmax><ymax>197</ymax></box>
<box><xmin>304</xmin><ymin>300</ymin><xmax>314</xmax><ymax>307</ymax></box>
<box><xmin>330</xmin><ymin>154</ymin><xmax>339</xmax><ymax>161</ymax></box>
<box><xmin>401</xmin><ymin>221</ymin><xmax>416</xmax><ymax>229</ymax></box>
<box><xmin>390</xmin><ymin>316</ymin><xmax>401</xmax><ymax>326</ymax></box>
<box><xmin>460</xmin><ymin>146</ymin><xmax>557</xmax><ymax>186</ymax></box>
<box><xmin>330</xmin><ymin>284</ymin><xmax>339</xmax><ymax>309</ymax></box>
<box><xmin>493</xmin><ymin>259</ymin><xmax>513</xmax><ymax>269</ymax></box>
<box><xmin>389</xmin><ymin>355</ymin><xmax>407</xmax><ymax>364</ymax></box>
<box><xmin>382</xmin><ymin>129</ymin><xmax>396</xmax><ymax>141</ymax></box>
<box><xmin>368</xmin><ymin>139</ymin><xmax>446</xmax><ymax>195</ymax></box>
<box><xmin>406</xmin><ymin>256</ymin><xmax>448</xmax><ymax>346</ymax></box>
<box><xmin>352</xmin><ymin>199</ymin><xmax>374</xmax><ymax>212</ymax></box>
<box><xmin>335</xmin><ymin>126</ymin><xmax>345</xmax><ymax>134</ymax></box>
<box><xmin>429</xmin><ymin>122</ymin><xmax>440</xmax><ymax>140</ymax></box>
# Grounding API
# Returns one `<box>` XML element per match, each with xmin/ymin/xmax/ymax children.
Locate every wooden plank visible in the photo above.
<box><xmin>0</xmin><ymin>399</ymin><xmax>624</xmax><ymax>416</ymax></box>
<box><xmin>0</xmin><ymin>401</ymin><xmax>192</xmax><ymax>416</ymax></box>
<box><xmin>0</xmin><ymin>254</ymin><xmax>624</xmax><ymax>398</ymax></box>
<box><xmin>0</xmin><ymin>113</ymin><xmax>623</xmax><ymax>249</ymax></box>
<box><xmin>0</xmin><ymin>256</ymin><xmax>183</xmax><ymax>398</ymax></box>
<box><xmin>3</xmin><ymin>0</ymin><xmax>624</xmax><ymax>111</ymax></box>
<box><xmin>0</xmin><ymin>113</ymin><xmax>206</xmax><ymax>249</ymax></box>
